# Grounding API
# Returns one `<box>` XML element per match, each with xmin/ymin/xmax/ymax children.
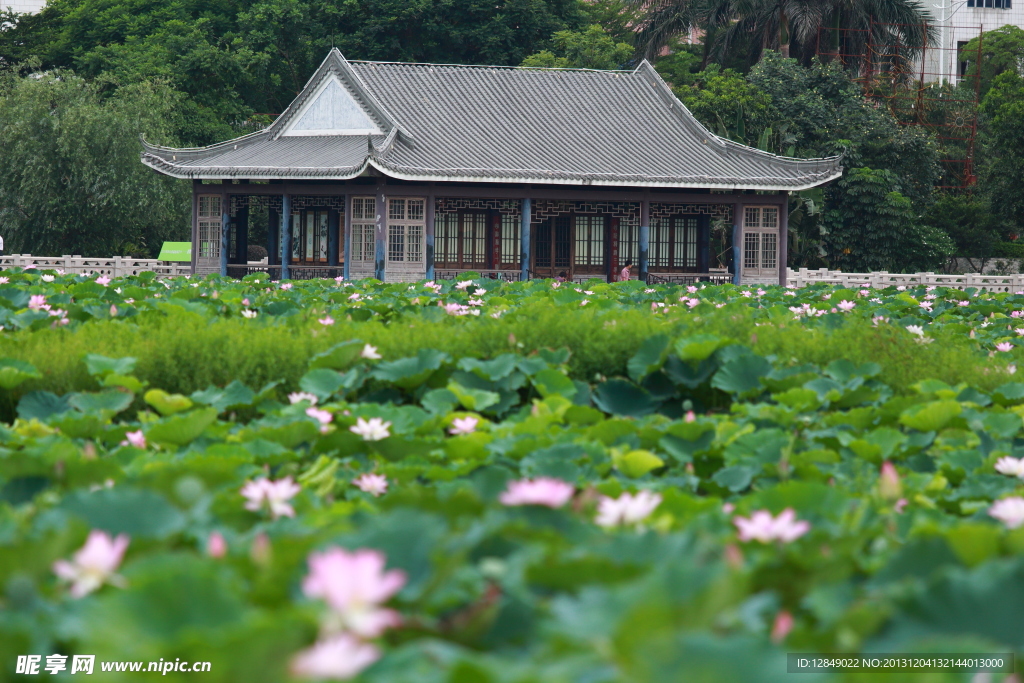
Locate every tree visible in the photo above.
<box><xmin>630</xmin><ymin>0</ymin><xmax>933</xmax><ymax>71</ymax></box>
<box><xmin>960</xmin><ymin>25</ymin><xmax>1024</xmax><ymax>98</ymax></box>
<box><xmin>821</xmin><ymin>167</ymin><xmax>952</xmax><ymax>272</ymax></box>
<box><xmin>978</xmin><ymin>71</ymin><xmax>1024</xmax><ymax>235</ymax></box>
<box><xmin>522</xmin><ymin>24</ymin><xmax>634</xmax><ymax>69</ymax></box>
<box><xmin>923</xmin><ymin>193</ymin><xmax>1002</xmax><ymax>271</ymax></box>
<box><xmin>748</xmin><ymin>53</ymin><xmax>940</xmax><ymax>208</ymax></box>
<box><xmin>0</xmin><ymin>70</ymin><xmax>189</xmax><ymax>257</ymax></box>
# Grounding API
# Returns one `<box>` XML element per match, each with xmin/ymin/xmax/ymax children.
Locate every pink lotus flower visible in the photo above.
<box><xmin>360</xmin><ymin>344</ymin><xmax>381</xmax><ymax>360</ymax></box>
<box><xmin>348</xmin><ymin>292</ymin><xmax>362</xmax><ymax>301</ymax></box>
<box><xmin>207</xmin><ymin>532</ymin><xmax>227</xmax><ymax>559</ymax></box>
<box><xmin>289</xmin><ymin>391</ymin><xmax>318</xmax><ymax>405</ymax></box>
<box><xmin>95</xmin><ymin>276</ymin><xmax>111</xmax><ymax>286</ymax></box>
<box><xmin>684</xmin><ymin>410</ymin><xmax>696</xmax><ymax>423</ymax></box>
<box><xmin>306</xmin><ymin>407</ymin><xmax>333</xmax><ymax>433</ymax></box>
<box><xmin>878</xmin><ymin>461</ymin><xmax>902</xmax><ymax>500</ymax></box>
<box><xmin>280</xmin><ymin>283</ymin><xmax>293</xmax><ymax>290</ymax></box>
<box><xmin>733</xmin><ymin>508</ymin><xmax>810</xmax><ymax>543</ymax></box>
<box><xmin>449</xmin><ymin>416</ymin><xmax>478</xmax><ymax>435</ymax></box>
<box><xmin>41</xmin><ymin>274</ymin><xmax>54</xmax><ymax>282</ymax></box>
<box><xmin>685</xmin><ymin>297</ymin><xmax>700</xmax><ymax>308</ymax></box>
<box><xmin>499</xmin><ymin>477</ymin><xmax>574</xmax><ymax>508</ymax></box>
<box><xmin>109</xmin><ymin>305</ymin><xmax>118</xmax><ymax>317</ymax></box>
<box><xmin>241</xmin><ymin>477</ymin><xmax>301</xmax><ymax>519</ymax></box>
<box><xmin>290</xmin><ymin>634</ymin><xmax>380</xmax><ymax>680</ymax></box>
<box><xmin>455</xmin><ymin>280</ymin><xmax>472</xmax><ymax>290</ymax></box>
<box><xmin>353</xmin><ymin>473</ymin><xmax>388</xmax><ymax>497</ymax></box>
<box><xmin>837</xmin><ymin>300</ymin><xmax>855</xmax><ymax>311</ymax></box>
<box><xmin>350</xmin><ymin>417</ymin><xmax>391</xmax><ymax>441</ymax></box>
<box><xmin>318</xmin><ymin>316</ymin><xmax>335</xmax><ymax>326</ymax></box>
<box><xmin>996</xmin><ymin>342</ymin><xmax>1014</xmax><ymax>353</ymax></box>
<box><xmin>52</xmin><ymin>530</ymin><xmax>129</xmax><ymax>598</ymax></box>
<box><xmin>771</xmin><ymin>610</ymin><xmax>794</xmax><ymax>643</ymax></box>
<box><xmin>595</xmin><ymin>490</ymin><xmax>662</xmax><ymax>527</ymax></box>
<box><xmin>990</xmin><ymin>497</ymin><xmax>1024</xmax><ymax>529</ymax></box>
<box><xmin>120</xmin><ymin>430</ymin><xmax>146</xmax><ymax>449</ymax></box>
<box><xmin>302</xmin><ymin>548</ymin><xmax>406</xmax><ymax>637</ymax></box>
<box><xmin>28</xmin><ymin>294</ymin><xmax>48</xmax><ymax>311</ymax></box>
<box><xmin>242</xmin><ymin>309</ymin><xmax>257</xmax><ymax>318</ymax></box>
<box><xmin>0</xmin><ymin>277</ymin><xmax>8</xmax><ymax>284</ymax></box>
<box><xmin>687</xmin><ymin>285</ymin><xmax>698</xmax><ymax>293</ymax></box>
<box><xmin>996</xmin><ymin>456</ymin><xmax>1024</xmax><ymax>478</ymax></box>
<box><xmin>334</xmin><ymin>276</ymin><xmax>345</xmax><ymax>284</ymax></box>
<box><xmin>894</xmin><ymin>498</ymin><xmax>908</xmax><ymax>514</ymax></box>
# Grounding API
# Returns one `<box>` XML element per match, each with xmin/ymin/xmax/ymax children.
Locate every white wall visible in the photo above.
<box><xmin>5</xmin><ymin>0</ymin><xmax>46</xmax><ymax>13</ymax></box>
<box><xmin>921</xmin><ymin>1</ymin><xmax>1024</xmax><ymax>83</ymax></box>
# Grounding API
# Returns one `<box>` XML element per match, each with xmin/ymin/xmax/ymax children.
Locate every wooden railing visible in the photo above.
<box><xmin>785</xmin><ymin>268</ymin><xmax>1024</xmax><ymax>292</ymax></box>
<box><xmin>0</xmin><ymin>254</ymin><xmax>191</xmax><ymax>278</ymax></box>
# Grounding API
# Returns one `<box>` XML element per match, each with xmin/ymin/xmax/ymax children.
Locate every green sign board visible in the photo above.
<box><xmin>158</xmin><ymin>242</ymin><xmax>192</xmax><ymax>262</ymax></box>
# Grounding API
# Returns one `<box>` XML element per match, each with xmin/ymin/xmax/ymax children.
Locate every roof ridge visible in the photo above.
<box><xmin>349</xmin><ymin>60</ymin><xmax>633</xmax><ymax>74</ymax></box>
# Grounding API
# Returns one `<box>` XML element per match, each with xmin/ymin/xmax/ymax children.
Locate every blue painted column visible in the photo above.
<box><xmin>281</xmin><ymin>194</ymin><xmax>291</xmax><ymax>281</ymax></box>
<box><xmin>374</xmin><ymin>185</ymin><xmax>386</xmax><ymax>281</ymax></box>
<box><xmin>520</xmin><ymin>198</ymin><xmax>531</xmax><ymax>281</ymax></box>
<box><xmin>425</xmin><ymin>193</ymin><xmax>435</xmax><ymax>282</ymax></box>
<box><xmin>732</xmin><ymin>202</ymin><xmax>743</xmax><ymax>286</ymax></box>
<box><xmin>779</xmin><ymin>193</ymin><xmax>789</xmax><ymax>287</ymax></box>
<box><xmin>342</xmin><ymin>196</ymin><xmax>352</xmax><ymax>281</ymax></box>
<box><xmin>220</xmin><ymin>194</ymin><xmax>229</xmax><ymax>277</ymax></box>
<box><xmin>639</xmin><ymin>199</ymin><xmax>650</xmax><ymax>283</ymax></box>
<box><xmin>327</xmin><ymin>208</ymin><xmax>340</xmax><ymax>268</ymax></box>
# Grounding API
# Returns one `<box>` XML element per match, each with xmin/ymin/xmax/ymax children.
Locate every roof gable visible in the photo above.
<box><xmin>283</xmin><ymin>76</ymin><xmax>382</xmax><ymax>136</ymax></box>
<box><xmin>266</xmin><ymin>49</ymin><xmax>405</xmax><ymax>141</ymax></box>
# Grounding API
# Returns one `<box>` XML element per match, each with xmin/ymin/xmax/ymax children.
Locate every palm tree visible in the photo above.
<box><xmin>632</xmin><ymin>0</ymin><xmax>935</xmax><ymax>74</ymax></box>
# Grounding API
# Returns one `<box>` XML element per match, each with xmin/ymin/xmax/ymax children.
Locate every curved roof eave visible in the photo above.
<box><xmin>140</xmin><ymin>152</ymin><xmax>842</xmax><ymax>191</ymax></box>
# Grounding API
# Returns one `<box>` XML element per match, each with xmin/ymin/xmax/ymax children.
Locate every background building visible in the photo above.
<box><xmin>4</xmin><ymin>0</ymin><xmax>46</xmax><ymax>14</ymax></box>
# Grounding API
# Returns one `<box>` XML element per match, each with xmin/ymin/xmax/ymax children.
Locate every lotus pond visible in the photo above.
<box><xmin>2</xmin><ymin>270</ymin><xmax>1024</xmax><ymax>682</ymax></box>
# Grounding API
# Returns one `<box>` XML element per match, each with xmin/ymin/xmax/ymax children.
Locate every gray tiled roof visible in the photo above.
<box><xmin>141</xmin><ymin>50</ymin><xmax>842</xmax><ymax>191</ymax></box>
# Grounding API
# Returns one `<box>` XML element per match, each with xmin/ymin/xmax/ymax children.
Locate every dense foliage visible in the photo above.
<box><xmin>3</xmin><ymin>273</ymin><xmax>1024</xmax><ymax>680</ymax></box>
<box><xmin>0</xmin><ymin>71</ymin><xmax>189</xmax><ymax>258</ymax></box>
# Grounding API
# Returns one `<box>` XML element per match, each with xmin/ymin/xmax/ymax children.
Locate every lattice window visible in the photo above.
<box><xmin>289</xmin><ymin>210</ymin><xmax>330</xmax><ymax>264</ymax></box>
<box><xmin>650</xmin><ymin>216</ymin><xmax>698</xmax><ymax>270</ymax></box>
<box><xmin>351</xmin><ymin>197</ymin><xmax>376</xmax><ymax>262</ymax></box>
<box><xmin>761</xmin><ymin>232</ymin><xmax>777</xmax><ymax>270</ymax></box>
<box><xmin>574</xmin><ymin>215</ymin><xmax>606</xmax><ymax>266</ymax></box>
<box><xmin>387</xmin><ymin>198</ymin><xmax>425</xmax><ymax>263</ymax></box>
<box><xmin>618</xmin><ymin>218</ymin><xmax>639</xmax><ymax>267</ymax></box>
<box><xmin>742</xmin><ymin>206</ymin><xmax>780</xmax><ymax>274</ymax></box>
<box><xmin>198</xmin><ymin>195</ymin><xmax>222</xmax><ymax>259</ymax></box>
<box><xmin>436</xmin><ymin>212</ymin><xmax>487</xmax><ymax>268</ymax></box>
<box><xmin>436</xmin><ymin>213</ymin><xmax>458</xmax><ymax>265</ymax></box>
<box><xmin>744</xmin><ymin>232</ymin><xmax>760</xmax><ymax>269</ymax></box>
<box><xmin>500</xmin><ymin>215</ymin><xmax>520</xmax><ymax>268</ymax></box>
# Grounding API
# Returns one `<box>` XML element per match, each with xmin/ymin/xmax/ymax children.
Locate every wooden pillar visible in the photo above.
<box><xmin>342</xmin><ymin>194</ymin><xmax>352</xmax><ymax>281</ymax></box>
<box><xmin>426</xmin><ymin>192</ymin><xmax>436</xmax><ymax>281</ymax></box>
<box><xmin>490</xmin><ymin>212</ymin><xmax>501</xmax><ymax>270</ymax></box>
<box><xmin>520</xmin><ymin>198</ymin><xmax>531</xmax><ymax>281</ymax></box>
<box><xmin>190</xmin><ymin>182</ymin><xmax>199</xmax><ymax>276</ymax></box>
<box><xmin>732</xmin><ymin>203</ymin><xmax>743</xmax><ymax>286</ymax></box>
<box><xmin>236</xmin><ymin>201</ymin><xmax>249</xmax><ymax>265</ymax></box>
<box><xmin>374</xmin><ymin>184</ymin><xmax>386</xmax><ymax>281</ymax></box>
<box><xmin>327</xmin><ymin>207</ymin><xmax>340</xmax><ymax>267</ymax></box>
<box><xmin>220</xmin><ymin>192</ymin><xmax>229</xmax><ymax>277</ymax></box>
<box><xmin>779</xmin><ymin>192</ymin><xmax>789</xmax><ymax>287</ymax></box>
<box><xmin>609</xmin><ymin>217</ymin><xmax>619</xmax><ymax>282</ymax></box>
<box><xmin>281</xmin><ymin>194</ymin><xmax>291</xmax><ymax>281</ymax></box>
<box><xmin>639</xmin><ymin>198</ymin><xmax>650</xmax><ymax>282</ymax></box>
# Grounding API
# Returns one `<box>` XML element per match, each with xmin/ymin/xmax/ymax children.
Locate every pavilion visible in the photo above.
<box><xmin>141</xmin><ymin>49</ymin><xmax>842</xmax><ymax>285</ymax></box>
